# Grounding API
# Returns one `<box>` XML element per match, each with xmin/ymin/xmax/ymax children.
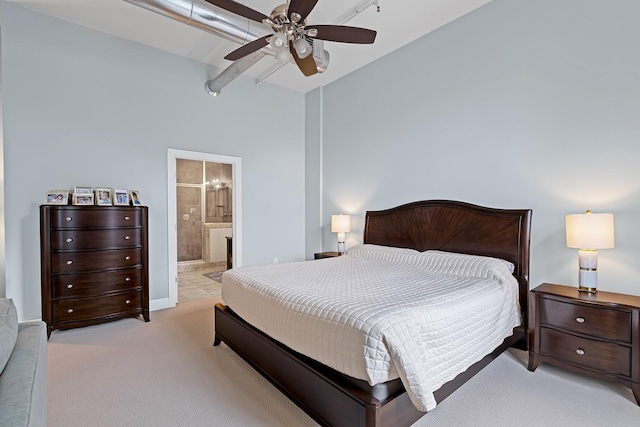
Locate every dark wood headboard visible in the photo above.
<box><xmin>364</xmin><ymin>200</ymin><xmax>532</xmax><ymax>336</ymax></box>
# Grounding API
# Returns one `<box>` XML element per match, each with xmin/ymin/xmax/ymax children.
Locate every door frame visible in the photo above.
<box><xmin>167</xmin><ymin>148</ymin><xmax>242</xmax><ymax>307</ymax></box>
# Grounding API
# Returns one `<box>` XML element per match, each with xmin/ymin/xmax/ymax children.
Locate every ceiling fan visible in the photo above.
<box><xmin>205</xmin><ymin>0</ymin><xmax>377</xmax><ymax>76</ymax></box>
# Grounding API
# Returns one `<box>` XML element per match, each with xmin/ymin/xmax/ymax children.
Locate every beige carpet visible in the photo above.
<box><xmin>47</xmin><ymin>297</ymin><xmax>639</xmax><ymax>426</ymax></box>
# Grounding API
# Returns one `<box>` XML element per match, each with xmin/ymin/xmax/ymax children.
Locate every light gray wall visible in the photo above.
<box><xmin>316</xmin><ymin>0</ymin><xmax>640</xmax><ymax>296</ymax></box>
<box><xmin>304</xmin><ymin>87</ymin><xmax>322</xmax><ymax>259</ymax></box>
<box><xmin>1</xmin><ymin>3</ymin><xmax>306</xmax><ymax>320</ymax></box>
<box><xmin>0</xmin><ymin>3</ymin><xmax>5</xmax><ymax>298</ymax></box>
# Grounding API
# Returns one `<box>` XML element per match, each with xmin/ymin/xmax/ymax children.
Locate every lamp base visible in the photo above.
<box><xmin>578</xmin><ymin>285</ymin><xmax>597</xmax><ymax>293</ymax></box>
<box><xmin>578</xmin><ymin>264</ymin><xmax>597</xmax><ymax>293</ymax></box>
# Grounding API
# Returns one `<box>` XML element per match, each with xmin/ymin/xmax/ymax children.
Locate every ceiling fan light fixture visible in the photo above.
<box><xmin>275</xmin><ymin>49</ymin><xmax>291</xmax><ymax>62</ymax></box>
<box><xmin>294</xmin><ymin>37</ymin><xmax>312</xmax><ymax>59</ymax></box>
<box><xmin>269</xmin><ymin>32</ymin><xmax>288</xmax><ymax>52</ymax></box>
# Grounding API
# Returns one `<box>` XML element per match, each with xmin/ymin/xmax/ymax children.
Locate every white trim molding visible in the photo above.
<box><xmin>167</xmin><ymin>148</ymin><xmax>242</xmax><ymax>307</ymax></box>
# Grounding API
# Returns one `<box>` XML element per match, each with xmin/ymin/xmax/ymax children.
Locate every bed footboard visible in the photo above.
<box><xmin>214</xmin><ymin>303</ymin><xmax>524</xmax><ymax>427</ymax></box>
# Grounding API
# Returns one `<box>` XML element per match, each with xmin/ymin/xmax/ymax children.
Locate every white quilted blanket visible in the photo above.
<box><xmin>221</xmin><ymin>244</ymin><xmax>521</xmax><ymax>411</ymax></box>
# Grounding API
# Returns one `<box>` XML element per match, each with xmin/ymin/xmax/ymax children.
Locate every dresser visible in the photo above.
<box><xmin>40</xmin><ymin>205</ymin><xmax>149</xmax><ymax>338</ymax></box>
<box><xmin>528</xmin><ymin>283</ymin><xmax>640</xmax><ymax>404</ymax></box>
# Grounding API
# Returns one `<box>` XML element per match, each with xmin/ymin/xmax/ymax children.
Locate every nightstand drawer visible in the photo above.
<box><xmin>540</xmin><ymin>298</ymin><xmax>631</xmax><ymax>342</ymax></box>
<box><xmin>540</xmin><ymin>327</ymin><xmax>631</xmax><ymax>377</ymax></box>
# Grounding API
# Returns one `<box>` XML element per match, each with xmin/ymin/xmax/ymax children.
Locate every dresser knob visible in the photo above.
<box><xmin>125</xmin><ymin>300</ymin><xmax>131</xmax><ymax>304</ymax></box>
<box><xmin>576</xmin><ymin>317</ymin><xmax>585</xmax><ymax>323</ymax></box>
<box><xmin>125</xmin><ymin>277</ymin><xmax>131</xmax><ymax>282</ymax></box>
<box><xmin>67</xmin><ymin>284</ymin><xmax>73</xmax><ymax>289</ymax></box>
<box><xmin>66</xmin><ymin>260</ymin><xmax>73</xmax><ymax>265</ymax></box>
<box><xmin>67</xmin><ymin>308</ymin><xmax>74</xmax><ymax>314</ymax></box>
<box><xmin>125</xmin><ymin>256</ymin><xmax>131</xmax><ymax>260</ymax></box>
<box><xmin>124</xmin><ymin>216</ymin><xmax>130</xmax><ymax>220</ymax></box>
<box><xmin>66</xmin><ymin>216</ymin><xmax>72</xmax><ymax>221</ymax></box>
<box><xmin>124</xmin><ymin>236</ymin><xmax>130</xmax><ymax>240</ymax></box>
<box><xmin>66</xmin><ymin>238</ymin><xmax>73</xmax><ymax>243</ymax></box>
<box><xmin>576</xmin><ymin>348</ymin><xmax>585</xmax><ymax>356</ymax></box>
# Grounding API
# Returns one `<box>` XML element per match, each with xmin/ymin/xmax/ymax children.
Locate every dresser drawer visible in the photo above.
<box><xmin>540</xmin><ymin>298</ymin><xmax>631</xmax><ymax>342</ymax></box>
<box><xmin>50</xmin><ymin>208</ymin><xmax>141</xmax><ymax>229</ymax></box>
<box><xmin>51</xmin><ymin>268</ymin><xmax>142</xmax><ymax>299</ymax></box>
<box><xmin>50</xmin><ymin>228</ymin><xmax>141</xmax><ymax>251</ymax></box>
<box><xmin>52</xmin><ymin>290</ymin><xmax>141</xmax><ymax>324</ymax></box>
<box><xmin>50</xmin><ymin>229</ymin><xmax>141</xmax><ymax>251</ymax></box>
<box><xmin>540</xmin><ymin>327</ymin><xmax>631</xmax><ymax>377</ymax></box>
<box><xmin>51</xmin><ymin>249</ymin><xmax>141</xmax><ymax>273</ymax></box>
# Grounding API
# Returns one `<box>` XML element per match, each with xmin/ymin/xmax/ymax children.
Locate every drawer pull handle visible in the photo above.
<box><xmin>124</xmin><ymin>236</ymin><xmax>130</xmax><ymax>240</ymax></box>
<box><xmin>125</xmin><ymin>256</ymin><xmax>131</xmax><ymax>260</ymax></box>
<box><xmin>124</xmin><ymin>216</ymin><xmax>130</xmax><ymax>220</ymax></box>
<box><xmin>67</xmin><ymin>308</ymin><xmax>74</xmax><ymax>314</ymax></box>
<box><xmin>125</xmin><ymin>277</ymin><xmax>131</xmax><ymax>282</ymax></box>
<box><xmin>66</xmin><ymin>217</ymin><xmax>72</xmax><ymax>221</ymax></box>
<box><xmin>67</xmin><ymin>284</ymin><xmax>73</xmax><ymax>289</ymax></box>
<box><xmin>576</xmin><ymin>317</ymin><xmax>585</xmax><ymax>323</ymax></box>
<box><xmin>576</xmin><ymin>348</ymin><xmax>585</xmax><ymax>356</ymax></box>
<box><xmin>66</xmin><ymin>238</ymin><xmax>73</xmax><ymax>243</ymax></box>
<box><xmin>125</xmin><ymin>300</ymin><xmax>131</xmax><ymax>304</ymax></box>
<box><xmin>66</xmin><ymin>260</ymin><xmax>73</xmax><ymax>265</ymax></box>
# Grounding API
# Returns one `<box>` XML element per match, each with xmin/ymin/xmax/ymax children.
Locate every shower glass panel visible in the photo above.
<box><xmin>176</xmin><ymin>186</ymin><xmax>202</xmax><ymax>262</ymax></box>
<box><xmin>176</xmin><ymin>159</ymin><xmax>204</xmax><ymax>262</ymax></box>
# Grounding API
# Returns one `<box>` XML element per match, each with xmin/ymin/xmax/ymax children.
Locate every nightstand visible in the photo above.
<box><xmin>313</xmin><ymin>251</ymin><xmax>340</xmax><ymax>260</ymax></box>
<box><xmin>528</xmin><ymin>283</ymin><xmax>640</xmax><ymax>405</ymax></box>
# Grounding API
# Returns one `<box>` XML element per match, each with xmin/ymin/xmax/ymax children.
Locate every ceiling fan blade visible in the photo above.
<box><xmin>290</xmin><ymin>42</ymin><xmax>318</xmax><ymax>77</ymax></box>
<box><xmin>306</xmin><ymin>25</ymin><xmax>377</xmax><ymax>44</ymax></box>
<box><xmin>288</xmin><ymin>0</ymin><xmax>319</xmax><ymax>22</ymax></box>
<box><xmin>204</xmin><ymin>0</ymin><xmax>268</xmax><ymax>23</ymax></box>
<box><xmin>224</xmin><ymin>36</ymin><xmax>271</xmax><ymax>61</ymax></box>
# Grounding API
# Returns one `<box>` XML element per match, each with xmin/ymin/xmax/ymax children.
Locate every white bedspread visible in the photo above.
<box><xmin>221</xmin><ymin>244</ymin><xmax>521</xmax><ymax>411</ymax></box>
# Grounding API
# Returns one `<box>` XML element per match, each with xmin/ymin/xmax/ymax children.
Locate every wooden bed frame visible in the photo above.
<box><xmin>213</xmin><ymin>200</ymin><xmax>532</xmax><ymax>427</ymax></box>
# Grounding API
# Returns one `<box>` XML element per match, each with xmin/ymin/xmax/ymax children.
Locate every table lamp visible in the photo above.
<box><xmin>331</xmin><ymin>213</ymin><xmax>351</xmax><ymax>255</ymax></box>
<box><xmin>565</xmin><ymin>210</ymin><xmax>615</xmax><ymax>293</ymax></box>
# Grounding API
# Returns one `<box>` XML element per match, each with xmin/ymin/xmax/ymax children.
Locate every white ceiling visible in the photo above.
<box><xmin>9</xmin><ymin>0</ymin><xmax>493</xmax><ymax>93</ymax></box>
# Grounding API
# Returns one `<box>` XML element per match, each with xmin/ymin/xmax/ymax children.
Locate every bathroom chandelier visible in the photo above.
<box><xmin>206</xmin><ymin>179</ymin><xmax>228</xmax><ymax>190</ymax></box>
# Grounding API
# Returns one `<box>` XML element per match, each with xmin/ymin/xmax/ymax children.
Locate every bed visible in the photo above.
<box><xmin>213</xmin><ymin>200</ymin><xmax>532</xmax><ymax>427</ymax></box>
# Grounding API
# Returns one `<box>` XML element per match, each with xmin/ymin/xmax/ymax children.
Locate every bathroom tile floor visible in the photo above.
<box><xmin>178</xmin><ymin>266</ymin><xmax>226</xmax><ymax>304</ymax></box>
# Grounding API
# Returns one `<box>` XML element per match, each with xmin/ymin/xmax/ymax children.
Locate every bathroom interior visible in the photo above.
<box><xmin>176</xmin><ymin>158</ymin><xmax>232</xmax><ymax>303</ymax></box>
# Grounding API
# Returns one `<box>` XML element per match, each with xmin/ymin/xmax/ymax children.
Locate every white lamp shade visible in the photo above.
<box><xmin>566</xmin><ymin>212</ymin><xmax>615</xmax><ymax>249</ymax></box>
<box><xmin>331</xmin><ymin>214</ymin><xmax>351</xmax><ymax>233</ymax></box>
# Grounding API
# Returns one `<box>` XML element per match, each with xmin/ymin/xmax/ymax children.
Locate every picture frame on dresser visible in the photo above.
<box><xmin>130</xmin><ymin>190</ymin><xmax>143</xmax><ymax>206</ymax></box>
<box><xmin>95</xmin><ymin>187</ymin><xmax>112</xmax><ymax>206</ymax></box>
<box><xmin>74</xmin><ymin>186</ymin><xmax>92</xmax><ymax>195</ymax></box>
<box><xmin>72</xmin><ymin>193</ymin><xmax>94</xmax><ymax>206</ymax></box>
<box><xmin>113</xmin><ymin>188</ymin><xmax>129</xmax><ymax>206</ymax></box>
<box><xmin>45</xmin><ymin>190</ymin><xmax>69</xmax><ymax>205</ymax></box>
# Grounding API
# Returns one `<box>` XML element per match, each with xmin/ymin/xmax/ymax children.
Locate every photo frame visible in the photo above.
<box><xmin>95</xmin><ymin>187</ymin><xmax>113</xmax><ymax>206</ymax></box>
<box><xmin>73</xmin><ymin>193</ymin><xmax>94</xmax><ymax>206</ymax></box>
<box><xmin>45</xmin><ymin>190</ymin><xmax>69</xmax><ymax>205</ymax></box>
<box><xmin>113</xmin><ymin>188</ymin><xmax>129</xmax><ymax>206</ymax></box>
<box><xmin>74</xmin><ymin>186</ymin><xmax>92</xmax><ymax>195</ymax></box>
<box><xmin>130</xmin><ymin>190</ymin><xmax>143</xmax><ymax>206</ymax></box>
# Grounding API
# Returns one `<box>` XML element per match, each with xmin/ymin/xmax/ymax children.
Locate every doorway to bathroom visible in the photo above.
<box><xmin>167</xmin><ymin>149</ymin><xmax>242</xmax><ymax>307</ymax></box>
